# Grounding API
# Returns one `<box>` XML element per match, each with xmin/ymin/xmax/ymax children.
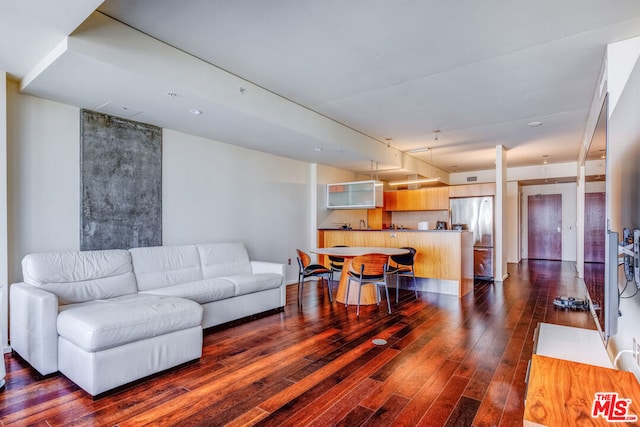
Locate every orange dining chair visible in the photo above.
<box><xmin>387</xmin><ymin>247</ymin><xmax>419</xmax><ymax>302</ymax></box>
<box><xmin>296</xmin><ymin>249</ymin><xmax>333</xmax><ymax>305</ymax></box>
<box><xmin>345</xmin><ymin>253</ymin><xmax>391</xmax><ymax>316</ymax></box>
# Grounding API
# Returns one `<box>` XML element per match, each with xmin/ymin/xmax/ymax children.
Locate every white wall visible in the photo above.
<box><xmin>162</xmin><ymin>129</ymin><xmax>309</xmax><ymax>284</ymax></box>
<box><xmin>450</xmin><ymin>169</ymin><xmax>496</xmax><ymax>185</ymax></box>
<box><xmin>520</xmin><ymin>183</ymin><xmax>578</xmax><ymax>261</ymax></box>
<box><xmin>1</xmin><ymin>73</ymin><xmax>7</xmax><ymax>351</ymax></box>
<box><xmin>6</xmin><ymin>82</ymin><xmax>311</xmax><ymax>288</ymax></box>
<box><xmin>6</xmin><ymin>80</ymin><xmax>80</xmax><ymax>283</ymax></box>
<box><xmin>316</xmin><ymin>165</ymin><xmax>368</xmax><ymax>230</ymax></box>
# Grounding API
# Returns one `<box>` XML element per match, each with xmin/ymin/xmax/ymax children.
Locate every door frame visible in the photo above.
<box><xmin>520</xmin><ymin>183</ymin><xmax>577</xmax><ymax>262</ymax></box>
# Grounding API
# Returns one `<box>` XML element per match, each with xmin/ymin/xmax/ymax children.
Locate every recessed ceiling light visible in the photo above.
<box><xmin>189</xmin><ymin>108</ymin><xmax>202</xmax><ymax>115</ymax></box>
<box><xmin>528</xmin><ymin>121</ymin><xmax>543</xmax><ymax>127</ymax></box>
<box><xmin>314</xmin><ymin>147</ymin><xmax>323</xmax><ymax>152</ymax></box>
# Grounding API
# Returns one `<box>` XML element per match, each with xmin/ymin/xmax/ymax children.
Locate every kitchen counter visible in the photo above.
<box><xmin>317</xmin><ymin>229</ymin><xmax>474</xmax><ymax>297</ymax></box>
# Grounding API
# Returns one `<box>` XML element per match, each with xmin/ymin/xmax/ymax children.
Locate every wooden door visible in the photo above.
<box><xmin>584</xmin><ymin>192</ymin><xmax>606</xmax><ymax>263</ymax></box>
<box><xmin>528</xmin><ymin>194</ymin><xmax>562</xmax><ymax>260</ymax></box>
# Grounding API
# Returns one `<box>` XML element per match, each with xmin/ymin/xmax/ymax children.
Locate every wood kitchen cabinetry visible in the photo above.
<box><xmin>366</xmin><ymin>207</ymin><xmax>391</xmax><ymax>230</ymax></box>
<box><xmin>383</xmin><ymin>191</ymin><xmax>397</xmax><ymax>211</ymax></box>
<box><xmin>448</xmin><ymin>182</ymin><xmax>495</xmax><ymax>198</ymax></box>
<box><xmin>384</xmin><ymin>187</ymin><xmax>449</xmax><ymax>211</ymax></box>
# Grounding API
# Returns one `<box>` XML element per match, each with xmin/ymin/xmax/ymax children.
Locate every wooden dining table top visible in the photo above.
<box><xmin>311</xmin><ymin>247</ymin><xmax>408</xmax><ymax>257</ymax></box>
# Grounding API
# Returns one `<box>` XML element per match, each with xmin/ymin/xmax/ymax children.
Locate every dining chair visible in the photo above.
<box><xmin>328</xmin><ymin>245</ymin><xmax>347</xmax><ymax>285</ymax></box>
<box><xmin>387</xmin><ymin>247</ymin><xmax>418</xmax><ymax>302</ymax></box>
<box><xmin>296</xmin><ymin>249</ymin><xmax>333</xmax><ymax>305</ymax></box>
<box><xmin>345</xmin><ymin>253</ymin><xmax>391</xmax><ymax>316</ymax></box>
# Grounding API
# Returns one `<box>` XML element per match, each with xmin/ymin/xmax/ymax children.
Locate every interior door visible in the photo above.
<box><xmin>584</xmin><ymin>192</ymin><xmax>606</xmax><ymax>263</ymax></box>
<box><xmin>528</xmin><ymin>194</ymin><xmax>562</xmax><ymax>260</ymax></box>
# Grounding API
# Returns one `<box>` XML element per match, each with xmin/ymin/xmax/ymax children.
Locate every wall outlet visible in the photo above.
<box><xmin>634</xmin><ymin>337</ymin><xmax>640</xmax><ymax>366</ymax></box>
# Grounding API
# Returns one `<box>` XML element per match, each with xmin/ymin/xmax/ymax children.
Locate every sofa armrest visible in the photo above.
<box><xmin>9</xmin><ymin>282</ymin><xmax>59</xmax><ymax>375</ymax></box>
<box><xmin>250</xmin><ymin>261</ymin><xmax>286</xmax><ymax>306</ymax></box>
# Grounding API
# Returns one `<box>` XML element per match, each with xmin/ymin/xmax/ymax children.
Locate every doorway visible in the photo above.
<box><xmin>584</xmin><ymin>192</ymin><xmax>606</xmax><ymax>263</ymax></box>
<box><xmin>528</xmin><ymin>194</ymin><xmax>562</xmax><ymax>260</ymax></box>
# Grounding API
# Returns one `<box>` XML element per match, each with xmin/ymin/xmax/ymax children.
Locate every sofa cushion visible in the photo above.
<box><xmin>221</xmin><ymin>273</ymin><xmax>284</xmax><ymax>297</ymax></box>
<box><xmin>197</xmin><ymin>242</ymin><xmax>252</xmax><ymax>278</ymax></box>
<box><xmin>140</xmin><ymin>278</ymin><xmax>236</xmax><ymax>304</ymax></box>
<box><xmin>21</xmin><ymin>250</ymin><xmax>137</xmax><ymax>304</ymax></box>
<box><xmin>130</xmin><ymin>245</ymin><xmax>203</xmax><ymax>291</ymax></box>
<box><xmin>57</xmin><ymin>294</ymin><xmax>202</xmax><ymax>352</ymax></box>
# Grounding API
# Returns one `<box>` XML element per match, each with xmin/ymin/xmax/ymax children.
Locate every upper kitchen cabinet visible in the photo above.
<box><xmin>327</xmin><ymin>180</ymin><xmax>383</xmax><ymax>209</ymax></box>
<box><xmin>425</xmin><ymin>187</ymin><xmax>449</xmax><ymax>210</ymax></box>
<box><xmin>448</xmin><ymin>183</ymin><xmax>495</xmax><ymax>198</ymax></box>
<box><xmin>384</xmin><ymin>187</ymin><xmax>449</xmax><ymax>211</ymax></box>
<box><xmin>383</xmin><ymin>191</ymin><xmax>397</xmax><ymax>211</ymax></box>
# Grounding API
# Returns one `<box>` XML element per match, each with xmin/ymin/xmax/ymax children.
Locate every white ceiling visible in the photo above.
<box><xmin>3</xmin><ymin>1</ymin><xmax>640</xmax><ymax>179</ymax></box>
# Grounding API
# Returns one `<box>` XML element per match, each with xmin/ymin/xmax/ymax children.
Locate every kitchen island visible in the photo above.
<box><xmin>317</xmin><ymin>229</ymin><xmax>474</xmax><ymax>297</ymax></box>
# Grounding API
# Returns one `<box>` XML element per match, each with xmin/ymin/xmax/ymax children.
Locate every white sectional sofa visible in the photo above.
<box><xmin>9</xmin><ymin>242</ymin><xmax>286</xmax><ymax>396</ymax></box>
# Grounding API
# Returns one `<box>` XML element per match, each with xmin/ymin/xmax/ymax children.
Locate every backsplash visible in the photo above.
<box><xmin>390</xmin><ymin>210</ymin><xmax>449</xmax><ymax>230</ymax></box>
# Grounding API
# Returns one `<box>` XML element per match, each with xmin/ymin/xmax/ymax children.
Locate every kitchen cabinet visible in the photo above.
<box><xmin>326</xmin><ymin>180</ymin><xmax>383</xmax><ymax>209</ymax></box>
<box><xmin>383</xmin><ymin>191</ymin><xmax>397</xmax><ymax>211</ymax></box>
<box><xmin>396</xmin><ymin>189</ymin><xmax>423</xmax><ymax>210</ymax></box>
<box><xmin>384</xmin><ymin>187</ymin><xmax>449</xmax><ymax>211</ymax></box>
<box><xmin>448</xmin><ymin>183</ymin><xmax>495</xmax><ymax>198</ymax></box>
<box><xmin>424</xmin><ymin>187</ymin><xmax>449</xmax><ymax>210</ymax></box>
<box><xmin>366</xmin><ymin>207</ymin><xmax>391</xmax><ymax>230</ymax></box>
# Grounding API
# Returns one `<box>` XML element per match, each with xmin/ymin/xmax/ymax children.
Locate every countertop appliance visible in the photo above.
<box><xmin>450</xmin><ymin>196</ymin><xmax>494</xmax><ymax>279</ymax></box>
<box><xmin>435</xmin><ymin>221</ymin><xmax>447</xmax><ymax>230</ymax></box>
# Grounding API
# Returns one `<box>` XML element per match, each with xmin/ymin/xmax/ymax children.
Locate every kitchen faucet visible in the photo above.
<box><xmin>359</xmin><ymin>219</ymin><xmax>366</xmax><ymax>229</ymax></box>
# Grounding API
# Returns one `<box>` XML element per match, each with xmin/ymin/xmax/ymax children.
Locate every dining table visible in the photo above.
<box><xmin>310</xmin><ymin>246</ymin><xmax>409</xmax><ymax>306</ymax></box>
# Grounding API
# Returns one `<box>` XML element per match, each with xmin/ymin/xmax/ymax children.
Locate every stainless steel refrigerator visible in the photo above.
<box><xmin>450</xmin><ymin>196</ymin><xmax>494</xmax><ymax>279</ymax></box>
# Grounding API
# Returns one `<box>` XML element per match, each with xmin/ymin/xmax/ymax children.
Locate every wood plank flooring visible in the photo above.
<box><xmin>0</xmin><ymin>260</ymin><xmax>597</xmax><ymax>426</ymax></box>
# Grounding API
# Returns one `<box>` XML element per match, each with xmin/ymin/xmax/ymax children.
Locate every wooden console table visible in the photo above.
<box><xmin>524</xmin><ymin>354</ymin><xmax>640</xmax><ymax>426</ymax></box>
<box><xmin>525</xmin><ymin>323</ymin><xmax>640</xmax><ymax>426</ymax></box>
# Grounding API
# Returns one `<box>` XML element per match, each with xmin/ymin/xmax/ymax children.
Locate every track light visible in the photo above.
<box><xmin>406</xmin><ymin>147</ymin><xmax>430</xmax><ymax>153</ymax></box>
<box><xmin>389</xmin><ymin>177</ymin><xmax>442</xmax><ymax>186</ymax></box>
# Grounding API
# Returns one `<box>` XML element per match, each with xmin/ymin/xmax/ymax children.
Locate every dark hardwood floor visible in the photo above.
<box><xmin>0</xmin><ymin>260</ymin><xmax>596</xmax><ymax>426</ymax></box>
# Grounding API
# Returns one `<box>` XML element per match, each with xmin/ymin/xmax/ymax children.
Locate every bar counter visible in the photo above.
<box><xmin>317</xmin><ymin>229</ymin><xmax>474</xmax><ymax>297</ymax></box>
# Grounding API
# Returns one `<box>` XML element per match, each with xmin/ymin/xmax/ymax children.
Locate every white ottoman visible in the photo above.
<box><xmin>57</xmin><ymin>293</ymin><xmax>202</xmax><ymax>396</ymax></box>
